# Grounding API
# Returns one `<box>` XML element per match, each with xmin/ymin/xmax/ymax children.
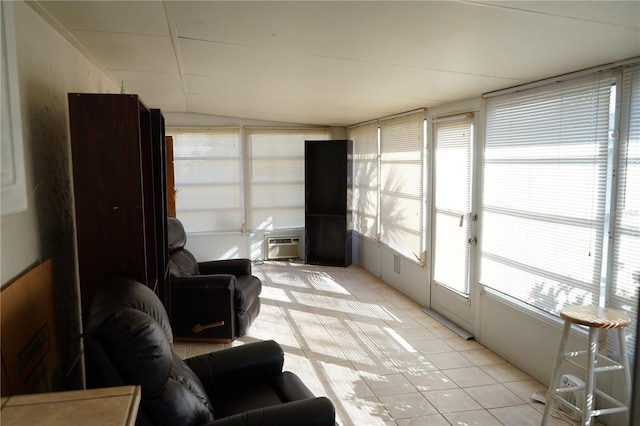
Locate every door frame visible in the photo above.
<box><xmin>427</xmin><ymin>109</ymin><xmax>480</xmax><ymax>335</ymax></box>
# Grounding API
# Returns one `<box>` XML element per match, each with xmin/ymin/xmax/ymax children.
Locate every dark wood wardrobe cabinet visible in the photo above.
<box><xmin>68</xmin><ymin>94</ymin><xmax>168</xmax><ymax>325</ymax></box>
<box><xmin>305</xmin><ymin>140</ymin><xmax>353</xmax><ymax>266</ymax></box>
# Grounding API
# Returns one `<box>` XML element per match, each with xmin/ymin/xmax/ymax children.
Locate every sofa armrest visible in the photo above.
<box><xmin>208</xmin><ymin>397</ymin><xmax>336</xmax><ymax>426</ymax></box>
<box><xmin>198</xmin><ymin>259</ymin><xmax>252</xmax><ymax>277</ymax></box>
<box><xmin>170</xmin><ymin>274</ymin><xmax>236</xmax><ymax>291</ymax></box>
<box><xmin>185</xmin><ymin>340</ymin><xmax>284</xmax><ymax>396</ymax></box>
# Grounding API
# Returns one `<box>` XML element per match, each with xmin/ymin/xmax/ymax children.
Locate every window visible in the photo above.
<box><xmin>379</xmin><ymin>112</ymin><xmax>426</xmax><ymax>262</ymax></box>
<box><xmin>172</xmin><ymin>129</ymin><xmax>242</xmax><ymax>233</ymax></box>
<box><xmin>1</xmin><ymin>1</ymin><xmax>27</xmax><ymax>215</ymax></box>
<box><xmin>246</xmin><ymin>128</ymin><xmax>330</xmax><ymax>231</ymax></box>
<box><xmin>481</xmin><ymin>64</ymin><xmax>639</xmax><ymax>360</ymax></box>
<box><xmin>350</xmin><ymin>122</ymin><xmax>379</xmax><ymax>240</ymax></box>
<box><xmin>171</xmin><ymin>127</ymin><xmax>330</xmax><ymax>234</ymax></box>
<box><xmin>481</xmin><ymin>74</ymin><xmax>613</xmax><ymax>313</ymax></box>
<box><xmin>348</xmin><ymin>112</ymin><xmax>427</xmax><ymax>263</ymax></box>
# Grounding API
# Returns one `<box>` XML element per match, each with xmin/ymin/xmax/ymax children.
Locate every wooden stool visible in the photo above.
<box><xmin>541</xmin><ymin>305</ymin><xmax>631</xmax><ymax>426</ymax></box>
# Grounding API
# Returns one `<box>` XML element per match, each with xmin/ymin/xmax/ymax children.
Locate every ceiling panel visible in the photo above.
<box><xmin>34</xmin><ymin>1</ymin><xmax>640</xmax><ymax>126</ymax></box>
<box><xmin>481</xmin><ymin>1</ymin><xmax>640</xmax><ymax>28</ymax></box>
<box><xmin>113</xmin><ymin>70</ymin><xmax>186</xmax><ymax>111</ymax></box>
<box><xmin>40</xmin><ymin>1</ymin><xmax>170</xmax><ymax>35</ymax></box>
<box><xmin>69</xmin><ymin>31</ymin><xmax>178</xmax><ymax>73</ymax></box>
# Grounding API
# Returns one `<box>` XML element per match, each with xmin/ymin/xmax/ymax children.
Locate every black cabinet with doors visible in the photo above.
<box><xmin>305</xmin><ymin>140</ymin><xmax>353</xmax><ymax>266</ymax></box>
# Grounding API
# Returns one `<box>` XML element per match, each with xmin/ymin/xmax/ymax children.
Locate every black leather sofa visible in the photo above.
<box><xmin>86</xmin><ymin>277</ymin><xmax>335</xmax><ymax>426</ymax></box>
<box><xmin>167</xmin><ymin>217</ymin><xmax>261</xmax><ymax>341</ymax></box>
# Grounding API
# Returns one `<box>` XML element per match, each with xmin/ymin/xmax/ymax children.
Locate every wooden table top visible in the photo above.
<box><xmin>0</xmin><ymin>386</ymin><xmax>141</xmax><ymax>426</ymax></box>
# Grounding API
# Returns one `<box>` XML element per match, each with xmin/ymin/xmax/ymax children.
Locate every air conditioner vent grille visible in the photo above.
<box><xmin>268</xmin><ymin>237</ymin><xmax>298</xmax><ymax>245</ymax></box>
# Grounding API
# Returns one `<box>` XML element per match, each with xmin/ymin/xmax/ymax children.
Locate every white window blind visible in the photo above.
<box><xmin>610</xmin><ymin>66</ymin><xmax>640</xmax><ymax>360</ymax></box>
<box><xmin>171</xmin><ymin>129</ymin><xmax>242</xmax><ymax>233</ymax></box>
<box><xmin>380</xmin><ymin>112</ymin><xmax>425</xmax><ymax>262</ymax></box>
<box><xmin>349</xmin><ymin>122</ymin><xmax>379</xmax><ymax>239</ymax></box>
<box><xmin>433</xmin><ymin>117</ymin><xmax>473</xmax><ymax>295</ymax></box>
<box><xmin>480</xmin><ymin>73</ymin><xmax>613</xmax><ymax>314</ymax></box>
<box><xmin>247</xmin><ymin>128</ymin><xmax>330</xmax><ymax>231</ymax></box>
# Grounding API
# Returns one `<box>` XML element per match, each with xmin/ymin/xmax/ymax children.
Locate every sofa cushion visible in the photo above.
<box><xmin>143</xmin><ymin>353</ymin><xmax>215</xmax><ymax>426</ymax></box>
<box><xmin>210</xmin><ymin>372</ymin><xmax>315</xmax><ymax>419</ymax></box>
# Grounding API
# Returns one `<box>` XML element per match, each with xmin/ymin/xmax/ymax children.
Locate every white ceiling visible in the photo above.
<box><xmin>33</xmin><ymin>1</ymin><xmax>640</xmax><ymax>126</ymax></box>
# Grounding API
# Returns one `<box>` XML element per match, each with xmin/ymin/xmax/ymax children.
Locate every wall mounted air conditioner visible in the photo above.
<box><xmin>266</xmin><ymin>237</ymin><xmax>300</xmax><ymax>260</ymax></box>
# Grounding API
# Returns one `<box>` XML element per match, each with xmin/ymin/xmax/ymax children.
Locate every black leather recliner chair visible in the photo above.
<box><xmin>86</xmin><ymin>277</ymin><xmax>336</xmax><ymax>426</ymax></box>
<box><xmin>167</xmin><ymin>217</ymin><xmax>261</xmax><ymax>341</ymax></box>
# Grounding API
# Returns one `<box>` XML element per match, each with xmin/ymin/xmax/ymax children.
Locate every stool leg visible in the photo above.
<box><xmin>617</xmin><ymin>328</ymin><xmax>631</xmax><ymax>423</ymax></box>
<box><xmin>542</xmin><ymin>320</ymin><xmax>572</xmax><ymax>426</ymax></box>
<box><xmin>583</xmin><ymin>326</ymin><xmax>598</xmax><ymax>426</ymax></box>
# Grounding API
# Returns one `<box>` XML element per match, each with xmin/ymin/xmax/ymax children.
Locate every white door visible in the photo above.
<box><xmin>430</xmin><ymin>115</ymin><xmax>476</xmax><ymax>331</ymax></box>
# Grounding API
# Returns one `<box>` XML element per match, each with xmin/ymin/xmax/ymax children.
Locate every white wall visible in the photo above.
<box><xmin>2</xmin><ymin>0</ymin><xmax>119</xmax><ymax>283</ymax></box>
<box><xmin>1</xmin><ymin>0</ymin><xmax>119</xmax><ymax>388</ymax></box>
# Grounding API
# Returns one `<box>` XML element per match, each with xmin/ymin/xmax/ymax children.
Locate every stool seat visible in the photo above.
<box><xmin>560</xmin><ymin>305</ymin><xmax>631</xmax><ymax>329</ymax></box>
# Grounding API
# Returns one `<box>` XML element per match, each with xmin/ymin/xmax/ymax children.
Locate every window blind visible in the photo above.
<box><xmin>609</xmin><ymin>66</ymin><xmax>640</xmax><ymax>361</ymax></box>
<box><xmin>247</xmin><ymin>128</ymin><xmax>330</xmax><ymax>231</ymax></box>
<box><xmin>380</xmin><ymin>112</ymin><xmax>425</xmax><ymax>262</ymax></box>
<box><xmin>480</xmin><ymin>73</ymin><xmax>614</xmax><ymax>315</ymax></box>
<box><xmin>171</xmin><ymin>129</ymin><xmax>243</xmax><ymax>233</ymax></box>
<box><xmin>432</xmin><ymin>117</ymin><xmax>473</xmax><ymax>295</ymax></box>
<box><xmin>349</xmin><ymin>122</ymin><xmax>379</xmax><ymax>239</ymax></box>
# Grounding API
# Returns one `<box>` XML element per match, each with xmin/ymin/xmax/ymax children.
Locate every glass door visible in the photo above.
<box><xmin>430</xmin><ymin>115</ymin><xmax>476</xmax><ymax>329</ymax></box>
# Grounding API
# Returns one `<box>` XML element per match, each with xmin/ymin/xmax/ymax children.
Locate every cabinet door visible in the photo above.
<box><xmin>69</xmin><ymin>94</ymin><xmax>148</xmax><ymax>320</ymax></box>
<box><xmin>305</xmin><ymin>141</ymin><xmax>348</xmax><ymax>215</ymax></box>
<box><xmin>305</xmin><ymin>140</ymin><xmax>352</xmax><ymax>266</ymax></box>
<box><xmin>305</xmin><ymin>215</ymin><xmax>351</xmax><ymax>266</ymax></box>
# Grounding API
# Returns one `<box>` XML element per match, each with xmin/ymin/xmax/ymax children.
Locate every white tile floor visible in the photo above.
<box><xmin>174</xmin><ymin>261</ymin><xmax>584</xmax><ymax>426</ymax></box>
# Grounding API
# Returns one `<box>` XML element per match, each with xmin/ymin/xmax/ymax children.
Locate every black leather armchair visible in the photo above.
<box><xmin>86</xmin><ymin>277</ymin><xmax>335</xmax><ymax>426</ymax></box>
<box><xmin>167</xmin><ymin>217</ymin><xmax>261</xmax><ymax>341</ymax></box>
